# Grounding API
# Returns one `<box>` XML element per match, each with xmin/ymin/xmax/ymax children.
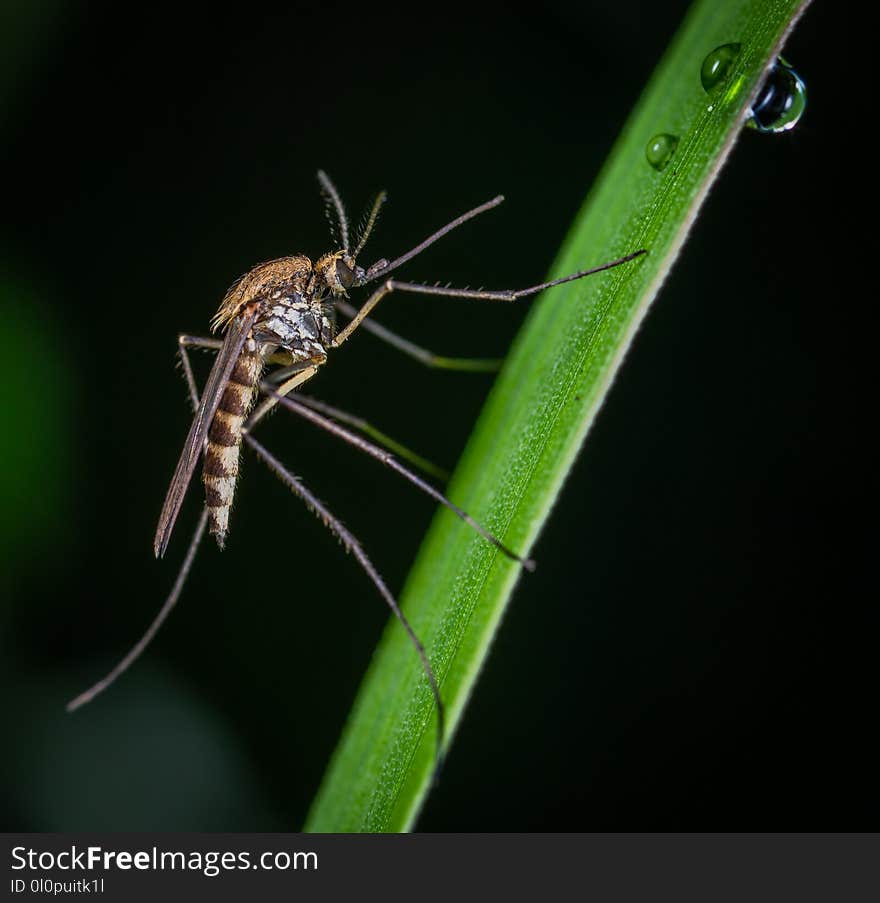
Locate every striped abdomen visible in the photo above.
<box><xmin>202</xmin><ymin>347</ymin><xmax>262</xmax><ymax>547</ymax></box>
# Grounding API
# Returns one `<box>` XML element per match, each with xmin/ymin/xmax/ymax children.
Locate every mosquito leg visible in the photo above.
<box><xmin>68</xmin><ymin>343</ymin><xmax>214</xmax><ymax>712</ymax></box>
<box><xmin>66</xmin><ymin>508</ymin><xmax>209</xmax><ymax>712</ymax></box>
<box><xmin>257</xmin><ymin>345</ymin><xmax>453</xmax><ymax>480</ymax></box>
<box><xmin>259</xmin><ymin>383</ymin><xmax>535</xmax><ymax>571</ymax></box>
<box><xmin>183</xmin><ymin>336</ymin><xmax>447</xmax><ymax>760</ymax></box>
<box><xmin>179</xmin><ymin>334</ymin><xmax>292</xmax><ymax>367</ymax></box>
<box><xmin>332</xmin><ymin>281</ymin><xmax>394</xmax><ymax>348</ymax></box>
<box><xmin>179</xmin><ymin>334</ymin><xmax>223</xmax><ymax>353</ymax></box>
<box><xmin>177</xmin><ymin>340</ymin><xmax>204</xmax><ymax>411</ymax></box>
<box><xmin>382</xmin><ymin>249</ymin><xmax>645</xmax><ymax>302</ymax></box>
<box><xmin>178</xmin><ymin>336</ymin><xmax>320</xmax><ymax>435</ymax></box>
<box><xmin>263</xmin><ymin>363</ymin><xmax>316</xmax><ymax>386</ymax></box>
<box><xmin>334</xmin><ymin>250</ymin><xmax>646</xmax><ymax>349</ymax></box>
<box><xmin>178</xmin><ymin>334</ymin><xmax>298</xmax><ymax>411</ymax></box>
<box><xmin>293</xmin><ymin>393</ymin><xmax>451</xmax><ymax>483</ymax></box>
<box><xmin>388</xmin><ymin>250</ymin><xmax>648</xmax><ymax>302</ymax></box>
<box><xmin>246</xmin><ymin>363</ymin><xmax>320</xmax><ymax>433</ymax></box>
<box><xmin>334</xmin><ymin>300</ymin><xmax>502</xmax><ymax>373</ymax></box>
<box><xmin>245</xmin><ymin>432</ymin><xmax>445</xmax><ymax>766</ymax></box>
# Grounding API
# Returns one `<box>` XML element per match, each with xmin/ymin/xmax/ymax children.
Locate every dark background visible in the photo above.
<box><xmin>1</xmin><ymin>1</ymin><xmax>872</xmax><ymax>830</ymax></box>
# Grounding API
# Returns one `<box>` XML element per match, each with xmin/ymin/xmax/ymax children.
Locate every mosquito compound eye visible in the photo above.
<box><xmin>335</xmin><ymin>259</ymin><xmax>354</xmax><ymax>290</ymax></box>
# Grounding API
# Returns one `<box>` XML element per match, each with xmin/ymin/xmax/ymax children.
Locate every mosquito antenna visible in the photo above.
<box><xmin>66</xmin><ymin>508</ymin><xmax>209</xmax><ymax>712</ymax></box>
<box><xmin>353</xmin><ymin>190</ymin><xmax>388</xmax><ymax>258</ymax></box>
<box><xmin>258</xmin><ymin>384</ymin><xmax>535</xmax><ymax>571</ymax></box>
<box><xmin>244</xmin><ymin>433</ymin><xmax>445</xmax><ymax>767</ymax></box>
<box><xmin>357</xmin><ymin>195</ymin><xmax>505</xmax><ymax>285</ymax></box>
<box><xmin>317</xmin><ymin>170</ymin><xmax>350</xmax><ymax>254</ymax></box>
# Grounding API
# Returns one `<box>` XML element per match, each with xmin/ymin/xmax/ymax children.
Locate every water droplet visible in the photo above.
<box><xmin>748</xmin><ymin>57</ymin><xmax>807</xmax><ymax>133</ymax></box>
<box><xmin>645</xmin><ymin>133</ymin><xmax>679</xmax><ymax>171</ymax></box>
<box><xmin>701</xmin><ymin>43</ymin><xmax>741</xmax><ymax>92</ymax></box>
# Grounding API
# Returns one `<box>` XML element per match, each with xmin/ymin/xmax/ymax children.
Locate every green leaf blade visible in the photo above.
<box><xmin>306</xmin><ymin>0</ymin><xmax>812</xmax><ymax>833</ymax></box>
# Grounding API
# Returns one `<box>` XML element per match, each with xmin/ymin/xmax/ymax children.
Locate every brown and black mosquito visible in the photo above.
<box><xmin>67</xmin><ymin>171</ymin><xmax>644</xmax><ymax>763</ymax></box>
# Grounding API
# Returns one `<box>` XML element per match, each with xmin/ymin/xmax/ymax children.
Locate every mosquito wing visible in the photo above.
<box><xmin>153</xmin><ymin>306</ymin><xmax>258</xmax><ymax>558</ymax></box>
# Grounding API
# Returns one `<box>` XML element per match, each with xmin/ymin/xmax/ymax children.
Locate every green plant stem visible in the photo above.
<box><xmin>305</xmin><ymin>0</ymin><xmax>812</xmax><ymax>832</ymax></box>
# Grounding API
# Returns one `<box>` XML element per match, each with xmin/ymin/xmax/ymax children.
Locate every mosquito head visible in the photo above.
<box><xmin>315</xmin><ymin>250</ymin><xmax>364</xmax><ymax>297</ymax></box>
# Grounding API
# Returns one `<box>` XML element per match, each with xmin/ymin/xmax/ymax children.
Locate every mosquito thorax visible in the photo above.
<box><xmin>212</xmin><ymin>256</ymin><xmax>313</xmax><ymax>332</ymax></box>
<box><xmin>207</xmin><ymin>255</ymin><xmax>336</xmax><ymax>362</ymax></box>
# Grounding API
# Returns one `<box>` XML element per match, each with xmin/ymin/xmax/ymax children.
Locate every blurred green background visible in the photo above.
<box><xmin>1</xmin><ymin>1</ymin><xmax>871</xmax><ymax>830</ymax></box>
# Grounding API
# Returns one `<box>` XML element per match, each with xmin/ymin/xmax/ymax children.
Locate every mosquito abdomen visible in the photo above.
<box><xmin>202</xmin><ymin>348</ymin><xmax>262</xmax><ymax>547</ymax></box>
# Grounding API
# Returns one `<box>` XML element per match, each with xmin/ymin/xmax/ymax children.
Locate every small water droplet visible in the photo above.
<box><xmin>748</xmin><ymin>57</ymin><xmax>807</xmax><ymax>133</ymax></box>
<box><xmin>701</xmin><ymin>43</ymin><xmax>741</xmax><ymax>92</ymax></box>
<box><xmin>645</xmin><ymin>133</ymin><xmax>679</xmax><ymax>171</ymax></box>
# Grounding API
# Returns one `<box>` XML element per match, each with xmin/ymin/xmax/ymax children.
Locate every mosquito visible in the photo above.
<box><xmin>67</xmin><ymin>171</ymin><xmax>645</xmax><ymax>763</ymax></box>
